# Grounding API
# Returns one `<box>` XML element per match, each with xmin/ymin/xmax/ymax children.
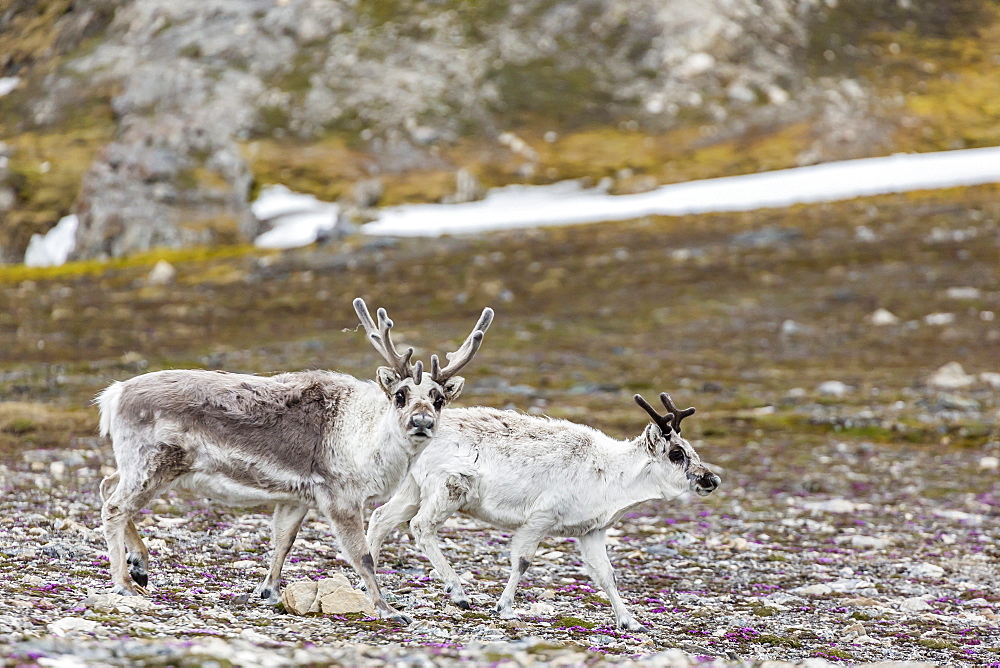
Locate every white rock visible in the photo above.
<box><xmin>980</xmin><ymin>372</ymin><xmax>1000</xmax><ymax>389</ymax></box>
<box><xmin>945</xmin><ymin>286</ymin><xmax>981</xmax><ymax>299</ymax></box>
<box><xmin>927</xmin><ymin>362</ymin><xmax>974</xmax><ymax>388</ymax></box>
<box><xmin>924</xmin><ymin>312</ymin><xmax>955</xmax><ymax>326</ymax></box>
<box><xmin>803</xmin><ymin>498</ymin><xmax>856</xmax><ymax>514</ymax></box>
<box><xmin>84</xmin><ymin>593</ymin><xmax>158</xmax><ymax>612</ymax></box>
<box><xmin>816</xmin><ymin>380</ymin><xmax>850</xmax><ymax>397</ymax></box>
<box><xmin>281</xmin><ymin>580</ymin><xmax>318</xmax><ymax>615</ymax></box>
<box><xmin>851</xmin><ymin>535</ymin><xmax>889</xmax><ymax>549</ymax></box>
<box><xmin>231</xmin><ymin>560</ymin><xmax>258</xmax><ymax>569</ymax></box>
<box><xmin>528</xmin><ymin>602</ymin><xmax>556</xmax><ymax>616</ymax></box>
<box><xmin>281</xmin><ymin>575</ymin><xmax>375</xmax><ymax>616</ymax></box>
<box><xmin>899</xmin><ymin>596</ymin><xmax>933</xmax><ymax>612</ymax></box>
<box><xmin>677</xmin><ymin>52</ymin><xmax>715</xmax><ymax>78</ymax></box>
<box><xmin>827</xmin><ymin>579</ymin><xmax>877</xmax><ymax>595</ymax></box>
<box><xmin>791</xmin><ymin>584</ymin><xmax>832</xmax><ymax>596</ymax></box>
<box><xmin>147</xmin><ymin>260</ymin><xmax>177</xmax><ymax>285</ymax></box>
<box><xmin>978</xmin><ymin>456</ymin><xmax>999</xmax><ymax>471</ymax></box>
<box><xmin>868</xmin><ymin>308</ymin><xmax>900</xmax><ymax>326</ymax></box>
<box><xmin>238</xmin><ymin>628</ymin><xmax>273</xmax><ymax>643</ymax></box>
<box><xmin>48</xmin><ymin>617</ymin><xmax>99</xmax><ymax>636</ymax></box>
<box><xmin>317</xmin><ymin>577</ymin><xmax>374</xmax><ymax>615</ymax></box>
<box><xmin>907</xmin><ymin>562</ymin><xmax>945</xmax><ymax>579</ymax></box>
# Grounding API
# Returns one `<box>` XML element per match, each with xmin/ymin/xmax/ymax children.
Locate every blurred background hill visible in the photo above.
<box><xmin>1</xmin><ymin>0</ymin><xmax>999</xmax><ymax>261</ymax></box>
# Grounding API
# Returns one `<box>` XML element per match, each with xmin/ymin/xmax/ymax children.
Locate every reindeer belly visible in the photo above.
<box><xmin>173</xmin><ymin>472</ymin><xmax>308</xmax><ymax>507</ymax></box>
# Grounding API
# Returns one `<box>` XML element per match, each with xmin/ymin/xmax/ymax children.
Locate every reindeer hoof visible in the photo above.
<box><xmin>618</xmin><ymin>618</ymin><xmax>647</xmax><ymax>632</ymax></box>
<box><xmin>387</xmin><ymin>612</ymin><xmax>412</xmax><ymax>626</ymax></box>
<box><xmin>111</xmin><ymin>584</ymin><xmax>138</xmax><ymax>596</ymax></box>
<box><xmin>456</xmin><ymin>599</ymin><xmax>471</xmax><ymax>610</ymax></box>
<box><xmin>127</xmin><ymin>554</ymin><xmax>148</xmax><ymax>587</ymax></box>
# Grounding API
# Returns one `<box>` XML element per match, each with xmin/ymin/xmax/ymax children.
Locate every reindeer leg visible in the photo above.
<box><xmin>367</xmin><ymin>477</ymin><xmax>421</xmax><ymax>567</ymax></box>
<box><xmin>409</xmin><ymin>476</ymin><xmax>470</xmax><ymax>609</ymax></box>
<box><xmin>101</xmin><ymin>472</ymin><xmax>150</xmax><ymax>588</ymax></box>
<box><xmin>101</xmin><ymin>470</ymin><xmax>176</xmax><ymax>596</ymax></box>
<box><xmin>495</xmin><ymin>515</ymin><xmax>549</xmax><ymax>619</ymax></box>
<box><xmin>124</xmin><ymin>520</ymin><xmax>150</xmax><ymax>588</ymax></box>
<box><xmin>319</xmin><ymin>497</ymin><xmax>411</xmax><ymax>625</ymax></box>
<box><xmin>254</xmin><ymin>503</ymin><xmax>308</xmax><ymax>604</ymax></box>
<box><xmin>577</xmin><ymin>529</ymin><xmax>645</xmax><ymax>631</ymax></box>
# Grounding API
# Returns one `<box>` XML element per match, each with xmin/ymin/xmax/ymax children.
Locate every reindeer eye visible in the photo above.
<box><xmin>433</xmin><ymin>394</ymin><xmax>445</xmax><ymax>411</ymax></box>
<box><xmin>668</xmin><ymin>447</ymin><xmax>686</xmax><ymax>464</ymax></box>
<box><xmin>394</xmin><ymin>390</ymin><xmax>407</xmax><ymax>408</ymax></box>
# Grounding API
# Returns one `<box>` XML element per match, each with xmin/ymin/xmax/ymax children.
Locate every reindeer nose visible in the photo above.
<box><xmin>699</xmin><ymin>473</ymin><xmax>721</xmax><ymax>493</ymax></box>
<box><xmin>410</xmin><ymin>413</ymin><xmax>435</xmax><ymax>432</ymax></box>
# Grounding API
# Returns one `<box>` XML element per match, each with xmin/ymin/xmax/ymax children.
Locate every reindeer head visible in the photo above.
<box><xmin>355</xmin><ymin>298</ymin><xmax>493</xmax><ymax>447</ymax></box>
<box><xmin>634</xmin><ymin>392</ymin><xmax>721</xmax><ymax>498</ymax></box>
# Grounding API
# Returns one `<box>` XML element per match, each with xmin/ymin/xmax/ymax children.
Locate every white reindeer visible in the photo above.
<box><xmin>97</xmin><ymin>298</ymin><xmax>493</xmax><ymax>624</ymax></box>
<box><xmin>366</xmin><ymin>392</ymin><xmax>721</xmax><ymax>631</ymax></box>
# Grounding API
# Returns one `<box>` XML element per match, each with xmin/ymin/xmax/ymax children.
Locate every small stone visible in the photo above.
<box><xmin>146</xmin><ymin>260</ymin><xmax>176</xmax><ymax>285</ymax></box>
<box><xmin>936</xmin><ymin>393</ymin><xmax>980</xmax><ymax>411</ymax></box>
<box><xmin>84</xmin><ymin>593</ymin><xmax>158</xmax><ymax>612</ymax></box>
<box><xmin>927</xmin><ymin>362</ymin><xmax>974</xmax><ymax>389</ymax></box>
<box><xmin>945</xmin><ymin>286</ymin><xmax>981</xmax><ymax>300</ymax></box>
<box><xmin>803</xmin><ymin>498</ymin><xmax>856</xmax><ymax>514</ymax></box>
<box><xmin>48</xmin><ymin>617</ymin><xmax>99</xmax><ymax>636</ymax></box>
<box><xmin>868</xmin><ymin>308</ymin><xmax>900</xmax><ymax>326</ymax></box>
<box><xmin>907</xmin><ymin>562</ymin><xmax>945</xmax><ymax>579</ymax></box>
<box><xmin>791</xmin><ymin>584</ymin><xmax>832</xmax><ymax>596</ymax></box>
<box><xmin>980</xmin><ymin>372</ymin><xmax>1000</xmax><ymax>389</ymax></box>
<box><xmin>528</xmin><ymin>602</ymin><xmax>556</xmax><ymax>616</ymax></box>
<box><xmin>816</xmin><ymin>380</ymin><xmax>850</xmax><ymax>397</ymax></box>
<box><xmin>899</xmin><ymin>596</ymin><xmax>933</xmax><ymax>612</ymax></box>
<box><xmin>924</xmin><ymin>312</ymin><xmax>955</xmax><ymax>326</ymax></box>
<box><xmin>238</xmin><ymin>628</ymin><xmax>273</xmax><ymax>643</ymax></box>
<box><xmin>851</xmin><ymin>535</ymin><xmax>889</xmax><ymax>549</ymax></box>
<box><xmin>979</xmin><ymin>456</ymin><xmax>999</xmax><ymax>471</ymax></box>
<box><xmin>231</xmin><ymin>560</ymin><xmax>258</xmax><ymax>569</ymax></box>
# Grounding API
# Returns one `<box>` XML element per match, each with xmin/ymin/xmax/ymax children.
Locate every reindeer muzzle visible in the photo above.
<box><xmin>693</xmin><ymin>472</ymin><xmax>721</xmax><ymax>497</ymax></box>
<box><xmin>408</xmin><ymin>413</ymin><xmax>435</xmax><ymax>441</ymax></box>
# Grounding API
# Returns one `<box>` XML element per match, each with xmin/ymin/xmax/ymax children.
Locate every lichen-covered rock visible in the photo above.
<box><xmin>71</xmin><ymin>116</ymin><xmax>258</xmax><ymax>260</ymax></box>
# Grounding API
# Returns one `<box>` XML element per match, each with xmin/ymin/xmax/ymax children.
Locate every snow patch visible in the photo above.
<box><xmin>24</xmin><ymin>214</ymin><xmax>78</xmax><ymax>267</ymax></box>
<box><xmin>0</xmin><ymin>77</ymin><xmax>20</xmax><ymax>97</ymax></box>
<box><xmin>252</xmin><ymin>185</ymin><xmax>340</xmax><ymax>249</ymax></box>
<box><xmin>363</xmin><ymin>146</ymin><xmax>1000</xmax><ymax>237</ymax></box>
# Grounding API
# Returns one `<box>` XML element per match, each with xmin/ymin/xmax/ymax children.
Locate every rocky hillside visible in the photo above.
<box><xmin>0</xmin><ymin>0</ymin><xmax>998</xmax><ymax>261</ymax></box>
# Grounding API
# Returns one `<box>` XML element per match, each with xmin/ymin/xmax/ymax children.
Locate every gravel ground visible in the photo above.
<box><xmin>1</xmin><ymin>389</ymin><xmax>997</xmax><ymax>667</ymax></box>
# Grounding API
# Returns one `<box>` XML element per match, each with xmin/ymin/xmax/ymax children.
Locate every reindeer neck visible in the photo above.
<box><xmin>594</xmin><ymin>434</ymin><xmax>666</xmax><ymax>513</ymax></box>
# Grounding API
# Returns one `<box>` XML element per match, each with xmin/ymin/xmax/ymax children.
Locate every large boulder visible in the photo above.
<box><xmin>71</xmin><ymin>116</ymin><xmax>259</xmax><ymax>260</ymax></box>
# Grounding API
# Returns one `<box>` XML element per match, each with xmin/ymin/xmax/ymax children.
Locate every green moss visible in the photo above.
<box><xmin>556</xmin><ymin>616</ymin><xmax>597</xmax><ymax>630</ymax></box>
<box><xmin>750</xmin><ymin>604</ymin><xmax>778</xmax><ymax>617</ymax></box>
<box><xmin>919</xmin><ymin>637</ymin><xmax>958</xmax><ymax>650</ymax></box>
<box><xmin>757</xmin><ymin>633</ymin><xmax>803</xmax><ymax>648</ymax></box>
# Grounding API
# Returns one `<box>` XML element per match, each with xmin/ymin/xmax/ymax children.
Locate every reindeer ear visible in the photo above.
<box><xmin>643</xmin><ymin>423</ymin><xmax>666</xmax><ymax>455</ymax></box>
<box><xmin>376</xmin><ymin>366</ymin><xmax>400</xmax><ymax>395</ymax></box>
<box><xmin>441</xmin><ymin>375</ymin><xmax>465</xmax><ymax>402</ymax></box>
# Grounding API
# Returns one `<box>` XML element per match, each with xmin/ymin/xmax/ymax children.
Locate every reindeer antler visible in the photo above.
<box><xmin>354</xmin><ymin>298</ymin><xmax>417</xmax><ymax>380</ymax></box>
<box><xmin>659</xmin><ymin>392</ymin><xmax>695</xmax><ymax>433</ymax></box>
<box><xmin>634</xmin><ymin>393</ymin><xmax>675</xmax><ymax>435</ymax></box>
<box><xmin>634</xmin><ymin>392</ymin><xmax>696</xmax><ymax>434</ymax></box>
<box><xmin>431</xmin><ymin>307</ymin><xmax>494</xmax><ymax>382</ymax></box>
